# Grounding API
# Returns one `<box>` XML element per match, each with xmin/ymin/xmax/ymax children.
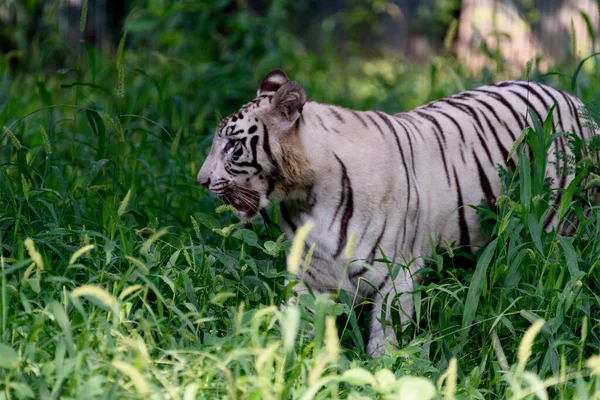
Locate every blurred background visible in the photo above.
<box><xmin>2</xmin><ymin>0</ymin><xmax>598</xmax><ymax>70</ymax></box>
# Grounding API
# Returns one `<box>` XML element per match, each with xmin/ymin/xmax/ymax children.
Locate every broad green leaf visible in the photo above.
<box><xmin>233</xmin><ymin>229</ymin><xmax>261</xmax><ymax>248</ymax></box>
<box><xmin>527</xmin><ymin>213</ymin><xmax>543</xmax><ymax>255</ymax></box>
<box><xmin>519</xmin><ymin>149</ymin><xmax>531</xmax><ymax>213</ymax></box>
<box><xmin>0</xmin><ymin>343</ymin><xmax>18</xmax><ymax>369</ymax></box>
<box><xmin>557</xmin><ymin>172</ymin><xmax>586</xmax><ymax>222</ymax></box>
<box><xmin>460</xmin><ymin>238</ymin><xmax>498</xmax><ymax>348</ymax></box>
<box><xmin>558</xmin><ymin>235</ymin><xmax>580</xmax><ymax>279</ymax></box>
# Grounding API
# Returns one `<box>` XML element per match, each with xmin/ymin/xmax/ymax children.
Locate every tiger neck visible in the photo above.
<box><xmin>277</xmin><ymin>101</ymin><xmax>385</xmax><ymax>237</ymax></box>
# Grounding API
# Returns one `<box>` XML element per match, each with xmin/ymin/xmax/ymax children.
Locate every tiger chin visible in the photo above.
<box><xmin>198</xmin><ymin>69</ymin><xmax>592</xmax><ymax>356</ymax></box>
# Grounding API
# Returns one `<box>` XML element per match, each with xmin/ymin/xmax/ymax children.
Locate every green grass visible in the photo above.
<box><xmin>1</xmin><ymin>2</ymin><xmax>600</xmax><ymax>399</ymax></box>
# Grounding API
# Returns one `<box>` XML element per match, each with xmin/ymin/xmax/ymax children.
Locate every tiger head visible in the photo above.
<box><xmin>197</xmin><ymin>69</ymin><xmax>312</xmax><ymax>219</ymax></box>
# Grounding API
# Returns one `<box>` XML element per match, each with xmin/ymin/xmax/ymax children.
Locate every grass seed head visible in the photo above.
<box><xmin>111</xmin><ymin>359</ymin><xmax>150</xmax><ymax>395</ymax></box>
<box><xmin>345</xmin><ymin>231</ymin><xmax>356</xmax><ymax>259</ymax></box>
<box><xmin>586</xmin><ymin>354</ymin><xmax>600</xmax><ymax>375</ymax></box>
<box><xmin>115</xmin><ymin>64</ymin><xmax>126</xmax><ymax>98</ymax></box>
<box><xmin>190</xmin><ymin>215</ymin><xmax>201</xmax><ymax>240</ymax></box>
<box><xmin>171</xmin><ymin>128</ymin><xmax>182</xmax><ymax>157</ymax></box>
<box><xmin>115</xmin><ymin>31</ymin><xmax>127</xmax><ymax>98</ymax></box>
<box><xmin>516</xmin><ymin>319</ymin><xmax>545</xmax><ymax>377</ymax></box>
<box><xmin>444</xmin><ymin>19</ymin><xmax>458</xmax><ymax>51</ymax></box>
<box><xmin>3</xmin><ymin>126</ymin><xmax>21</xmax><ymax>149</ymax></box>
<box><xmin>69</xmin><ymin>245</ymin><xmax>95</xmax><ymax>265</ymax></box>
<box><xmin>24</xmin><ymin>238</ymin><xmax>44</xmax><ymax>270</ymax></box>
<box><xmin>40</xmin><ymin>125</ymin><xmax>52</xmax><ymax>154</ymax></box>
<box><xmin>80</xmin><ymin>0</ymin><xmax>88</xmax><ymax>32</ymax></box>
<box><xmin>287</xmin><ymin>221</ymin><xmax>314</xmax><ymax>275</ymax></box>
<box><xmin>118</xmin><ymin>189</ymin><xmax>132</xmax><ymax>216</ymax></box>
<box><xmin>508</xmin><ymin>127</ymin><xmax>531</xmax><ymax>161</ymax></box>
<box><xmin>135</xmin><ymin>227</ymin><xmax>156</xmax><ymax>239</ymax></box>
<box><xmin>325</xmin><ymin>315</ymin><xmax>339</xmax><ymax>362</ymax></box>
<box><xmin>21</xmin><ymin>175</ymin><xmax>29</xmax><ymax>200</ymax></box>
<box><xmin>580</xmin><ymin>315</ymin><xmax>588</xmax><ymax>344</ymax></box>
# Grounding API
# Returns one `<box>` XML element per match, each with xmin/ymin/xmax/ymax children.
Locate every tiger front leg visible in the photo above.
<box><xmin>366</xmin><ymin>269</ymin><xmax>416</xmax><ymax>357</ymax></box>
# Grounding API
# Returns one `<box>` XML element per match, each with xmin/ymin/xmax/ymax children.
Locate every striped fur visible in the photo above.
<box><xmin>197</xmin><ymin>69</ymin><xmax>594</xmax><ymax>356</ymax></box>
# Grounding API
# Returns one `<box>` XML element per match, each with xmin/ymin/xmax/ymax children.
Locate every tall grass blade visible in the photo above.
<box><xmin>572</xmin><ymin>52</ymin><xmax>600</xmax><ymax>92</ymax></box>
<box><xmin>80</xmin><ymin>0</ymin><xmax>88</xmax><ymax>32</ymax></box>
<box><xmin>557</xmin><ymin>172</ymin><xmax>586</xmax><ymax>222</ymax></box>
<box><xmin>460</xmin><ymin>238</ymin><xmax>497</xmax><ymax>351</ymax></box>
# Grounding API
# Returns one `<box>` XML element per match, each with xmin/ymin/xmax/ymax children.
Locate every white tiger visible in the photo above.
<box><xmin>197</xmin><ymin>69</ymin><xmax>593</xmax><ymax>356</ymax></box>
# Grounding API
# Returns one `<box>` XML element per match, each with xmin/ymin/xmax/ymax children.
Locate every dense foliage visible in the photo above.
<box><xmin>0</xmin><ymin>1</ymin><xmax>599</xmax><ymax>399</ymax></box>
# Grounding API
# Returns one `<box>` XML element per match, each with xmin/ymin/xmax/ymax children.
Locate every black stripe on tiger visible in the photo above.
<box><xmin>413</xmin><ymin>110</ymin><xmax>447</xmax><ymax>145</ymax></box>
<box><xmin>261</xmin><ymin>123</ymin><xmax>280</xmax><ymax>198</ymax></box>
<box><xmin>453</xmin><ymin>167</ymin><xmax>470</xmax><ymax>248</ymax></box>
<box><xmin>305</xmin><ymin>268</ymin><xmax>317</xmax><ymax>281</ymax></box>
<box><xmin>316</xmin><ymin>114</ymin><xmax>330</xmax><ymax>133</ymax></box>
<box><xmin>390</xmin><ymin>115</ymin><xmax>418</xmax><ymax>178</ymax></box>
<box><xmin>359</xmin><ymin>215</ymin><xmax>373</xmax><ymax>242</ymax></box>
<box><xmin>375</xmin><ymin>112</ymin><xmax>413</xmax><ymax>248</ymax></box>
<box><xmin>479</xmin><ymin>109</ymin><xmax>515</xmax><ymax>170</ymax></box>
<box><xmin>426</xmin><ymin>107</ymin><xmax>467</xmax><ymax>164</ymax></box>
<box><xmin>464</xmin><ymin>97</ymin><xmax>516</xmax><ymax>171</ymax></box>
<box><xmin>442</xmin><ymin>99</ymin><xmax>496</xmax><ymax>167</ymax></box>
<box><xmin>366</xmin><ymin>113</ymin><xmax>386</xmax><ymax>137</ymax></box>
<box><xmin>507</xmin><ymin>89</ymin><xmax>545</xmax><ymax>128</ymax></box>
<box><xmin>563</xmin><ymin>92</ymin><xmax>584</xmax><ymax>137</ymax></box>
<box><xmin>225</xmin><ymin>165</ymin><xmax>249</xmax><ymax>175</ymax></box>
<box><xmin>333</xmin><ymin>154</ymin><xmax>354</xmax><ymax>259</ymax></box>
<box><xmin>471</xmin><ymin>88</ymin><xmax>526</xmax><ymax>133</ymax></box>
<box><xmin>329</xmin><ymin>107</ymin><xmax>345</xmax><ymax>123</ymax></box>
<box><xmin>392</xmin><ymin>116</ymin><xmax>422</xmax><ymax>244</ymax></box>
<box><xmin>412</xmin><ymin>110</ymin><xmax>452</xmax><ymax>185</ymax></box>
<box><xmin>234</xmin><ymin>135</ymin><xmax>262</xmax><ymax>175</ymax></box>
<box><xmin>554</xmin><ymin>89</ymin><xmax>580</xmax><ymax>135</ymax></box>
<box><xmin>473</xmin><ymin>150</ymin><xmax>496</xmax><ymax>205</ymax></box>
<box><xmin>515</xmin><ymin>82</ymin><xmax>563</xmax><ymax>132</ymax></box>
<box><xmin>377</xmin><ymin>273</ymin><xmax>390</xmax><ymax>291</ymax></box>
<box><xmin>351</xmin><ymin>110</ymin><xmax>368</xmax><ymax>128</ymax></box>
<box><xmin>534</xmin><ymin>83</ymin><xmax>566</xmax><ymax>132</ymax></box>
<box><xmin>349</xmin><ymin>266</ymin><xmax>369</xmax><ymax>279</ymax></box>
<box><xmin>280</xmin><ymin>203</ymin><xmax>297</xmax><ymax>232</ymax></box>
<box><xmin>368</xmin><ymin>219</ymin><xmax>387</xmax><ymax>264</ymax></box>
<box><xmin>426</xmin><ymin>105</ymin><xmax>466</xmax><ymax>143</ymax></box>
<box><xmin>398</xmin><ymin>113</ymin><xmax>426</xmax><ymax>141</ymax></box>
<box><xmin>468</xmin><ymin>96</ymin><xmax>517</xmax><ymax>146</ymax></box>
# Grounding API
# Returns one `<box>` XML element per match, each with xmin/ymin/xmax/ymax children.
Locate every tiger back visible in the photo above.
<box><xmin>197</xmin><ymin>69</ymin><xmax>593</xmax><ymax>356</ymax></box>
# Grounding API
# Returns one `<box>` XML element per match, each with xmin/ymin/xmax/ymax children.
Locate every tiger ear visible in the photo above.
<box><xmin>270</xmin><ymin>81</ymin><xmax>307</xmax><ymax>133</ymax></box>
<box><xmin>257</xmin><ymin>69</ymin><xmax>290</xmax><ymax>96</ymax></box>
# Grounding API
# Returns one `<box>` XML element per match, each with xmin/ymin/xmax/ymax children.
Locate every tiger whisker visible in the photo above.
<box><xmin>228</xmin><ymin>191</ymin><xmax>260</xmax><ymax>211</ymax></box>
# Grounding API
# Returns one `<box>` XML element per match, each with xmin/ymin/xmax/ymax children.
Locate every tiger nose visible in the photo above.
<box><xmin>197</xmin><ymin>169</ymin><xmax>211</xmax><ymax>188</ymax></box>
<box><xmin>198</xmin><ymin>175</ymin><xmax>210</xmax><ymax>188</ymax></box>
